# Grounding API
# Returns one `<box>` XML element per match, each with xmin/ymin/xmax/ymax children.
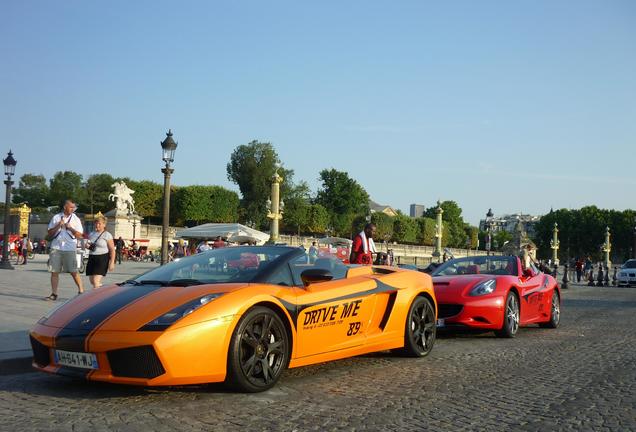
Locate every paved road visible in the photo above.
<box><xmin>0</xmin><ymin>259</ymin><xmax>634</xmax><ymax>431</ymax></box>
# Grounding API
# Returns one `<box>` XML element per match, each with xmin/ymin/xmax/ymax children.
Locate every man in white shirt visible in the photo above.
<box><xmin>46</xmin><ymin>199</ymin><xmax>84</xmax><ymax>300</ymax></box>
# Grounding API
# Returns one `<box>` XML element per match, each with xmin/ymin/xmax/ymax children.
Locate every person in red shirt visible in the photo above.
<box><xmin>350</xmin><ymin>223</ymin><xmax>377</xmax><ymax>265</ymax></box>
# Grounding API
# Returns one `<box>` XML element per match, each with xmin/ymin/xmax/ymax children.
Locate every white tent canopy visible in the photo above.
<box><xmin>175</xmin><ymin>223</ymin><xmax>270</xmax><ymax>245</ymax></box>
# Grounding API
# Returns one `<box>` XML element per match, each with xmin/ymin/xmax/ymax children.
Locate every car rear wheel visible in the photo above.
<box><xmin>226</xmin><ymin>306</ymin><xmax>290</xmax><ymax>392</ymax></box>
<box><xmin>539</xmin><ymin>291</ymin><xmax>560</xmax><ymax>328</ymax></box>
<box><xmin>495</xmin><ymin>292</ymin><xmax>519</xmax><ymax>338</ymax></box>
<box><xmin>399</xmin><ymin>296</ymin><xmax>436</xmax><ymax>357</ymax></box>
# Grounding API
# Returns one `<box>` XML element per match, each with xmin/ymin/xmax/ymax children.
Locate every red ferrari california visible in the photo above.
<box><xmin>432</xmin><ymin>255</ymin><xmax>560</xmax><ymax>337</ymax></box>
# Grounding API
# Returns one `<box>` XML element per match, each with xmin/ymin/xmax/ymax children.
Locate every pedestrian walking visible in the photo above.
<box><xmin>308</xmin><ymin>241</ymin><xmax>319</xmax><ymax>264</ymax></box>
<box><xmin>115</xmin><ymin>236</ymin><xmax>125</xmax><ymax>264</ymax></box>
<box><xmin>86</xmin><ymin>215</ymin><xmax>116</xmax><ymax>289</ymax></box>
<box><xmin>575</xmin><ymin>257</ymin><xmax>583</xmax><ymax>283</ymax></box>
<box><xmin>45</xmin><ymin>199</ymin><xmax>84</xmax><ymax>300</ymax></box>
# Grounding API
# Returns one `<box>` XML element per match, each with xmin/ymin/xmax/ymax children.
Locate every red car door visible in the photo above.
<box><xmin>517</xmin><ymin>266</ymin><xmax>543</xmax><ymax>323</ymax></box>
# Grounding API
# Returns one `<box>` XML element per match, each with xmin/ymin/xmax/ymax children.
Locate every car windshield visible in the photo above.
<box><xmin>132</xmin><ymin>246</ymin><xmax>297</xmax><ymax>285</ymax></box>
<box><xmin>622</xmin><ymin>260</ymin><xmax>636</xmax><ymax>269</ymax></box>
<box><xmin>432</xmin><ymin>256</ymin><xmax>518</xmax><ymax>276</ymax></box>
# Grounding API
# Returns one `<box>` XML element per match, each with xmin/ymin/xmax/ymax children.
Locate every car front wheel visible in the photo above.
<box><xmin>495</xmin><ymin>292</ymin><xmax>519</xmax><ymax>338</ymax></box>
<box><xmin>399</xmin><ymin>296</ymin><xmax>436</xmax><ymax>357</ymax></box>
<box><xmin>226</xmin><ymin>306</ymin><xmax>290</xmax><ymax>392</ymax></box>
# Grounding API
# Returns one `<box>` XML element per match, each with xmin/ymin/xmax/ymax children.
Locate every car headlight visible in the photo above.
<box><xmin>139</xmin><ymin>293</ymin><xmax>223</xmax><ymax>331</ymax></box>
<box><xmin>470</xmin><ymin>279</ymin><xmax>496</xmax><ymax>296</ymax></box>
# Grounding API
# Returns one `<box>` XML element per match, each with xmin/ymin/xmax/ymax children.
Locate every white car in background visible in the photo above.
<box><xmin>617</xmin><ymin>259</ymin><xmax>636</xmax><ymax>287</ymax></box>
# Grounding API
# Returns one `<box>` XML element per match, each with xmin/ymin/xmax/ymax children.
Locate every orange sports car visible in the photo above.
<box><xmin>30</xmin><ymin>246</ymin><xmax>437</xmax><ymax>392</ymax></box>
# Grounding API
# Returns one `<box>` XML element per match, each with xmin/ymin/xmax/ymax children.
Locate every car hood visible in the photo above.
<box><xmin>41</xmin><ymin>282</ymin><xmax>249</xmax><ymax>331</ymax></box>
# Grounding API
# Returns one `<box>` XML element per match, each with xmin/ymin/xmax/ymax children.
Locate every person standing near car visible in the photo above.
<box><xmin>46</xmin><ymin>199</ymin><xmax>84</xmax><ymax>300</ymax></box>
<box><xmin>350</xmin><ymin>223</ymin><xmax>377</xmax><ymax>265</ymax></box>
<box><xmin>86</xmin><ymin>215</ymin><xmax>115</xmax><ymax>289</ymax></box>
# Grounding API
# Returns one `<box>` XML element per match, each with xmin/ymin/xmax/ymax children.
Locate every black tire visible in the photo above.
<box><xmin>495</xmin><ymin>291</ymin><xmax>520</xmax><ymax>338</ymax></box>
<box><xmin>399</xmin><ymin>296</ymin><xmax>436</xmax><ymax>357</ymax></box>
<box><xmin>226</xmin><ymin>306</ymin><xmax>290</xmax><ymax>392</ymax></box>
<box><xmin>539</xmin><ymin>290</ymin><xmax>560</xmax><ymax>329</ymax></box>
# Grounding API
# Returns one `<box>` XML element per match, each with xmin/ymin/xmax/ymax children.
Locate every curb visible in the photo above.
<box><xmin>0</xmin><ymin>352</ymin><xmax>34</xmax><ymax>376</ymax></box>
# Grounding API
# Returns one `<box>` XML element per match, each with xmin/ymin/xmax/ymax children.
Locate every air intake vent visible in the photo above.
<box><xmin>107</xmin><ymin>345</ymin><xmax>165</xmax><ymax>379</ymax></box>
<box><xmin>30</xmin><ymin>336</ymin><xmax>51</xmax><ymax>367</ymax></box>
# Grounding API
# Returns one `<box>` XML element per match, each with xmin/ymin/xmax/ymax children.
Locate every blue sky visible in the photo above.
<box><xmin>2</xmin><ymin>1</ymin><xmax>634</xmax><ymax>225</ymax></box>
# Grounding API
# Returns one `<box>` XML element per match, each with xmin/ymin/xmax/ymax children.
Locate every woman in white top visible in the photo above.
<box><xmin>86</xmin><ymin>215</ymin><xmax>116</xmax><ymax>289</ymax></box>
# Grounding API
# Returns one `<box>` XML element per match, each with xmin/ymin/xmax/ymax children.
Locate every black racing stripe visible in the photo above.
<box><xmin>55</xmin><ymin>284</ymin><xmax>164</xmax><ymax>352</ymax></box>
<box><xmin>275</xmin><ymin>279</ymin><xmax>398</xmax><ymax>329</ymax></box>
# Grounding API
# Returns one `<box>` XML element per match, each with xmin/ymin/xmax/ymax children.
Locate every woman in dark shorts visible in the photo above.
<box><xmin>86</xmin><ymin>215</ymin><xmax>116</xmax><ymax>289</ymax></box>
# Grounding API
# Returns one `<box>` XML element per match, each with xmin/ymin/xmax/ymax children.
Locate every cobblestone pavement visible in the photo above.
<box><xmin>1</xmin><ymin>277</ymin><xmax>635</xmax><ymax>431</ymax></box>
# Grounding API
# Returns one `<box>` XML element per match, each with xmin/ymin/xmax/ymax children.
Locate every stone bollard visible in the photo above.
<box><xmin>597</xmin><ymin>264</ymin><xmax>604</xmax><ymax>287</ymax></box>
<box><xmin>604</xmin><ymin>266</ymin><xmax>610</xmax><ymax>286</ymax></box>
<box><xmin>612</xmin><ymin>267</ymin><xmax>618</xmax><ymax>286</ymax></box>
<box><xmin>588</xmin><ymin>268</ymin><xmax>595</xmax><ymax>286</ymax></box>
<box><xmin>562</xmin><ymin>264</ymin><xmax>569</xmax><ymax>289</ymax></box>
<box><xmin>553</xmin><ymin>264</ymin><xmax>558</xmax><ymax>279</ymax></box>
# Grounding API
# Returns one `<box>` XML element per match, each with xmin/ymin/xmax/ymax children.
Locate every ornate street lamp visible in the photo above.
<box><xmin>601</xmin><ymin>226</ymin><xmax>611</xmax><ymax>269</ymax></box>
<box><xmin>485</xmin><ymin>208</ymin><xmax>494</xmax><ymax>256</ymax></box>
<box><xmin>1</xmin><ymin>150</ymin><xmax>17</xmax><ymax>270</ymax></box>
<box><xmin>550</xmin><ymin>222</ymin><xmax>560</xmax><ymax>266</ymax></box>
<box><xmin>160</xmin><ymin>130</ymin><xmax>177</xmax><ymax>265</ymax></box>
<box><xmin>432</xmin><ymin>200</ymin><xmax>443</xmax><ymax>262</ymax></box>
<box><xmin>266</xmin><ymin>165</ymin><xmax>283</xmax><ymax>243</ymax></box>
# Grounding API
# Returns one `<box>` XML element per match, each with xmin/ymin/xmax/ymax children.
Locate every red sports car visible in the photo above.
<box><xmin>432</xmin><ymin>255</ymin><xmax>560</xmax><ymax>337</ymax></box>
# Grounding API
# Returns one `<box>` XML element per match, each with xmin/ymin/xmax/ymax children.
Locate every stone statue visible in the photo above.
<box><xmin>109</xmin><ymin>181</ymin><xmax>135</xmax><ymax>214</ymax></box>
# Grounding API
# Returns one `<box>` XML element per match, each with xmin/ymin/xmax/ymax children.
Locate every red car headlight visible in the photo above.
<box><xmin>469</xmin><ymin>279</ymin><xmax>496</xmax><ymax>296</ymax></box>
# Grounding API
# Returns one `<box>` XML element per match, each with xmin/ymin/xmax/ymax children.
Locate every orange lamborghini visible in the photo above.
<box><xmin>30</xmin><ymin>246</ymin><xmax>437</xmax><ymax>392</ymax></box>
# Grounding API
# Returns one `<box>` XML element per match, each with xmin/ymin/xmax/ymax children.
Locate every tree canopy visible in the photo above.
<box><xmin>315</xmin><ymin>169</ymin><xmax>370</xmax><ymax>237</ymax></box>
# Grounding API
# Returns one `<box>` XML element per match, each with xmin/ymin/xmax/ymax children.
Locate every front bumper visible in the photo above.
<box><xmin>29</xmin><ymin>316</ymin><xmax>235</xmax><ymax>386</ymax></box>
<box><xmin>617</xmin><ymin>273</ymin><xmax>636</xmax><ymax>286</ymax></box>
<box><xmin>437</xmin><ymin>295</ymin><xmax>505</xmax><ymax>329</ymax></box>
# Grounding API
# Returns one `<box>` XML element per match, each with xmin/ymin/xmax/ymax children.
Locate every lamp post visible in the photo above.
<box><xmin>266</xmin><ymin>166</ymin><xmax>284</xmax><ymax>244</ymax></box>
<box><xmin>432</xmin><ymin>200</ymin><xmax>443</xmax><ymax>263</ymax></box>
<box><xmin>485</xmin><ymin>208</ymin><xmax>494</xmax><ymax>256</ymax></box>
<box><xmin>550</xmin><ymin>222</ymin><xmax>560</xmax><ymax>266</ymax></box>
<box><xmin>127</xmin><ymin>211</ymin><xmax>139</xmax><ymax>239</ymax></box>
<box><xmin>1</xmin><ymin>151</ymin><xmax>17</xmax><ymax>270</ymax></box>
<box><xmin>160</xmin><ymin>130</ymin><xmax>177</xmax><ymax>265</ymax></box>
<box><xmin>601</xmin><ymin>226</ymin><xmax>611</xmax><ymax>269</ymax></box>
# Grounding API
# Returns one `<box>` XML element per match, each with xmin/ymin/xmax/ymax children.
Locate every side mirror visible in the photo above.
<box><xmin>301</xmin><ymin>268</ymin><xmax>333</xmax><ymax>286</ymax></box>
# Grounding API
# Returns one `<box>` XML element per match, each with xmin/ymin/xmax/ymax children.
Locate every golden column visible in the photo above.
<box><xmin>432</xmin><ymin>200</ymin><xmax>443</xmax><ymax>262</ymax></box>
<box><xmin>601</xmin><ymin>226</ymin><xmax>612</xmax><ymax>269</ymax></box>
<box><xmin>550</xmin><ymin>222</ymin><xmax>560</xmax><ymax>265</ymax></box>
<box><xmin>267</xmin><ymin>167</ymin><xmax>284</xmax><ymax>244</ymax></box>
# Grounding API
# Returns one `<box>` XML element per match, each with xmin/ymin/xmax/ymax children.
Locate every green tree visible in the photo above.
<box><xmin>49</xmin><ymin>171</ymin><xmax>84</xmax><ymax>208</ymax></box>
<box><xmin>416</xmin><ymin>217</ymin><xmax>437</xmax><ymax>246</ymax></box>
<box><xmin>371</xmin><ymin>212</ymin><xmax>394</xmax><ymax>241</ymax></box>
<box><xmin>465</xmin><ymin>226</ymin><xmax>480</xmax><ymax>249</ymax></box>
<box><xmin>305</xmin><ymin>204</ymin><xmax>329</xmax><ymax>235</ymax></box>
<box><xmin>125</xmin><ymin>180</ymin><xmax>164</xmax><ymax>220</ymax></box>
<box><xmin>172</xmin><ymin>185</ymin><xmax>239</xmax><ymax>226</ymax></box>
<box><xmin>80</xmin><ymin>173</ymin><xmax>115</xmax><ymax>214</ymax></box>
<box><xmin>392</xmin><ymin>213</ymin><xmax>418</xmax><ymax>243</ymax></box>
<box><xmin>226</xmin><ymin>140</ymin><xmax>294</xmax><ymax>229</ymax></box>
<box><xmin>281</xmin><ymin>182</ymin><xmax>311</xmax><ymax>235</ymax></box>
<box><xmin>315</xmin><ymin>169</ymin><xmax>369</xmax><ymax>237</ymax></box>
<box><xmin>13</xmin><ymin>174</ymin><xmax>51</xmax><ymax>209</ymax></box>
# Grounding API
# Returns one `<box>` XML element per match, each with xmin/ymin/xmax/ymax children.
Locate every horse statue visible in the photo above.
<box><xmin>109</xmin><ymin>181</ymin><xmax>135</xmax><ymax>214</ymax></box>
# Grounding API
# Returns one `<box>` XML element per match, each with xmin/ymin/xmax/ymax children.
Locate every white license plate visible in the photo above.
<box><xmin>54</xmin><ymin>349</ymin><xmax>99</xmax><ymax>369</ymax></box>
<box><xmin>436</xmin><ymin>319</ymin><xmax>445</xmax><ymax>328</ymax></box>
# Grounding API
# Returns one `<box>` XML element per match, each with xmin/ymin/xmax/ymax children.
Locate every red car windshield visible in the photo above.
<box><xmin>432</xmin><ymin>256</ymin><xmax>518</xmax><ymax>277</ymax></box>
